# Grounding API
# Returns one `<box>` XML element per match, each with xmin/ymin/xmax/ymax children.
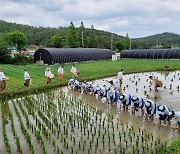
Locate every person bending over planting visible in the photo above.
<box><xmin>172</xmin><ymin>111</ymin><xmax>180</xmax><ymax>131</ymax></box>
<box><xmin>119</xmin><ymin>93</ymin><xmax>131</xmax><ymax>110</ymax></box>
<box><xmin>107</xmin><ymin>87</ymin><xmax>119</xmax><ymax>103</ymax></box>
<box><xmin>131</xmin><ymin>96</ymin><xmax>144</xmax><ymax>114</ymax></box>
<box><xmin>157</xmin><ymin>105</ymin><xmax>175</xmax><ymax>127</ymax></box>
<box><xmin>144</xmin><ymin>100</ymin><xmax>156</xmax><ymax>120</ymax></box>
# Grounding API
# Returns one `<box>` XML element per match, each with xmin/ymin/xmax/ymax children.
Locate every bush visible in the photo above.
<box><xmin>0</xmin><ymin>42</ymin><xmax>11</xmax><ymax>64</ymax></box>
<box><xmin>11</xmin><ymin>54</ymin><xmax>34</xmax><ymax>65</ymax></box>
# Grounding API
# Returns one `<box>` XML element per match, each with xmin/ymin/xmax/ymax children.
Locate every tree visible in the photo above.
<box><xmin>78</xmin><ymin>21</ymin><xmax>88</xmax><ymax>48</ymax></box>
<box><xmin>6</xmin><ymin>30</ymin><xmax>28</xmax><ymax>51</ymax></box>
<box><xmin>88</xmin><ymin>25</ymin><xmax>97</xmax><ymax>48</ymax></box>
<box><xmin>123</xmin><ymin>33</ymin><xmax>130</xmax><ymax>49</ymax></box>
<box><xmin>115</xmin><ymin>34</ymin><xmax>130</xmax><ymax>52</ymax></box>
<box><xmin>66</xmin><ymin>22</ymin><xmax>79</xmax><ymax>48</ymax></box>
<box><xmin>50</xmin><ymin>35</ymin><xmax>63</xmax><ymax>48</ymax></box>
<box><xmin>0</xmin><ymin>34</ymin><xmax>11</xmax><ymax>64</ymax></box>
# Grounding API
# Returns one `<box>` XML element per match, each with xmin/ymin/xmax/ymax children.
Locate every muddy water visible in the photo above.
<box><xmin>62</xmin><ymin>71</ymin><xmax>180</xmax><ymax>142</ymax></box>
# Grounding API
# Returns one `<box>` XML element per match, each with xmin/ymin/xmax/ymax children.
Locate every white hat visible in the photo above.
<box><xmin>145</xmin><ymin>101</ymin><xmax>152</xmax><ymax>108</ymax></box>
<box><xmin>132</xmin><ymin>96</ymin><xmax>138</xmax><ymax>102</ymax></box>
<box><xmin>96</xmin><ymin>87</ymin><xmax>101</xmax><ymax>91</ymax></box>
<box><xmin>168</xmin><ymin>110</ymin><xmax>175</xmax><ymax>117</ymax></box>
<box><xmin>157</xmin><ymin>105</ymin><xmax>165</xmax><ymax>112</ymax></box>
<box><xmin>119</xmin><ymin>95</ymin><xmax>125</xmax><ymax>101</ymax></box>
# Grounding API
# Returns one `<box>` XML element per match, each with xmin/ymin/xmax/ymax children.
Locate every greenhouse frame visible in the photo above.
<box><xmin>34</xmin><ymin>48</ymin><xmax>113</xmax><ymax>64</ymax></box>
<box><xmin>121</xmin><ymin>49</ymin><xmax>180</xmax><ymax>59</ymax></box>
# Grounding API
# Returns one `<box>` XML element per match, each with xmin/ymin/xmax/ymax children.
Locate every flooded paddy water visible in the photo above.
<box><xmin>0</xmin><ymin>71</ymin><xmax>179</xmax><ymax>154</ymax></box>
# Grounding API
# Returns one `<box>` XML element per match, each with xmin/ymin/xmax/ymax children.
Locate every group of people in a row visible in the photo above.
<box><xmin>0</xmin><ymin>64</ymin><xmax>79</xmax><ymax>93</ymax></box>
<box><xmin>44</xmin><ymin>64</ymin><xmax>79</xmax><ymax>85</ymax></box>
<box><xmin>68</xmin><ymin>70</ymin><xmax>180</xmax><ymax>131</ymax></box>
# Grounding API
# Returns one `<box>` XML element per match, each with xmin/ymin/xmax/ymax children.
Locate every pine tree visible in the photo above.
<box><xmin>78</xmin><ymin>22</ymin><xmax>88</xmax><ymax>48</ymax></box>
<box><xmin>88</xmin><ymin>25</ymin><xmax>97</xmax><ymax>48</ymax></box>
<box><xmin>66</xmin><ymin>22</ymin><xmax>79</xmax><ymax>48</ymax></box>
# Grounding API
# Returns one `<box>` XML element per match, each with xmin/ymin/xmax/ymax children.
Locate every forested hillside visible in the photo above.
<box><xmin>0</xmin><ymin>20</ymin><xmax>121</xmax><ymax>49</ymax></box>
<box><xmin>1</xmin><ymin>20</ymin><xmax>180</xmax><ymax>50</ymax></box>
<box><xmin>132</xmin><ymin>32</ymin><xmax>180</xmax><ymax>49</ymax></box>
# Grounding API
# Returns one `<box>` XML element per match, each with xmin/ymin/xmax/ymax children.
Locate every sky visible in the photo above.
<box><xmin>0</xmin><ymin>0</ymin><xmax>180</xmax><ymax>38</ymax></box>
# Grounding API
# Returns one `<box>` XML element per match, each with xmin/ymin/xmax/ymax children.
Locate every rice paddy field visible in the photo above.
<box><xmin>0</xmin><ymin>89</ymin><xmax>176</xmax><ymax>154</ymax></box>
<box><xmin>0</xmin><ymin>59</ymin><xmax>180</xmax><ymax>154</ymax></box>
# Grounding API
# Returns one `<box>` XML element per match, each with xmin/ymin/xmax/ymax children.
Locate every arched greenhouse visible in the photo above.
<box><xmin>121</xmin><ymin>49</ymin><xmax>180</xmax><ymax>59</ymax></box>
<box><xmin>34</xmin><ymin>48</ymin><xmax>113</xmax><ymax>64</ymax></box>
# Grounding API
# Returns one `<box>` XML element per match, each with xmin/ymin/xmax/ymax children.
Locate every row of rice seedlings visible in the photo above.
<box><xmin>16</xmin><ymin>99</ymin><xmax>48</xmax><ymax>154</ymax></box>
<box><xmin>31</xmin><ymin>98</ymin><xmax>71</xmax><ymax>153</ymax></box>
<box><xmin>12</xmin><ymin>100</ymin><xmax>35</xmax><ymax>153</ymax></box>
<box><xmin>1</xmin><ymin>102</ymin><xmax>11</xmax><ymax>154</ymax></box>
<box><xmin>8</xmin><ymin>102</ymin><xmax>22</xmax><ymax>153</ymax></box>
<box><xmin>21</xmin><ymin>97</ymin><xmax>65</xmax><ymax>154</ymax></box>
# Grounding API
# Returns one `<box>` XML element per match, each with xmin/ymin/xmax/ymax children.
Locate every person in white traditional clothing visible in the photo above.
<box><xmin>58</xmin><ymin>64</ymin><xmax>64</xmax><ymax>85</ymax></box>
<box><xmin>71</xmin><ymin>64</ymin><xmax>79</xmax><ymax>78</ymax></box>
<box><xmin>117</xmin><ymin>69</ymin><xmax>123</xmax><ymax>85</ymax></box>
<box><xmin>24</xmin><ymin>68</ymin><xmax>31</xmax><ymax>88</ymax></box>
<box><xmin>0</xmin><ymin>67</ymin><xmax>7</xmax><ymax>94</ymax></box>
<box><xmin>45</xmin><ymin>67</ymin><xmax>54</xmax><ymax>85</ymax></box>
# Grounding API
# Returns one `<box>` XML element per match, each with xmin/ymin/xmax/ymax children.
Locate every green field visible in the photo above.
<box><xmin>0</xmin><ymin>59</ymin><xmax>180</xmax><ymax>95</ymax></box>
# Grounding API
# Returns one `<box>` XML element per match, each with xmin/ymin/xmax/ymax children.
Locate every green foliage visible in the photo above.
<box><xmin>88</xmin><ymin>25</ymin><xmax>98</xmax><ymax>48</ymax></box>
<box><xmin>66</xmin><ymin>22</ymin><xmax>79</xmax><ymax>48</ymax></box>
<box><xmin>0</xmin><ymin>34</ymin><xmax>11</xmax><ymax>64</ymax></box>
<box><xmin>50</xmin><ymin>35</ymin><xmax>63</xmax><ymax>48</ymax></box>
<box><xmin>11</xmin><ymin>54</ymin><xmax>34</xmax><ymax>65</ymax></box>
<box><xmin>97</xmin><ymin>35</ymin><xmax>114</xmax><ymax>49</ymax></box>
<box><xmin>165</xmin><ymin>139</ymin><xmax>180</xmax><ymax>154</ymax></box>
<box><xmin>6</xmin><ymin>30</ymin><xmax>28</xmax><ymax>51</ymax></box>
<box><xmin>131</xmin><ymin>40</ymin><xmax>153</xmax><ymax>49</ymax></box>
<box><xmin>115</xmin><ymin>36</ymin><xmax>130</xmax><ymax>51</ymax></box>
<box><xmin>0</xmin><ymin>20</ymin><xmax>122</xmax><ymax>49</ymax></box>
<box><xmin>78</xmin><ymin>22</ymin><xmax>88</xmax><ymax>48</ymax></box>
<box><xmin>132</xmin><ymin>32</ymin><xmax>180</xmax><ymax>49</ymax></box>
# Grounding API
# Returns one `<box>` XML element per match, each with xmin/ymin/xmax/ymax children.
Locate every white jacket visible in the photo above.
<box><xmin>0</xmin><ymin>72</ymin><xmax>6</xmax><ymax>81</ymax></box>
<box><xmin>58</xmin><ymin>67</ymin><xmax>64</xmax><ymax>74</ymax></box>
<box><xmin>71</xmin><ymin>66</ymin><xmax>77</xmax><ymax>74</ymax></box>
<box><xmin>24</xmin><ymin>71</ymin><xmax>30</xmax><ymax>80</ymax></box>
